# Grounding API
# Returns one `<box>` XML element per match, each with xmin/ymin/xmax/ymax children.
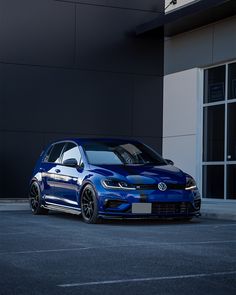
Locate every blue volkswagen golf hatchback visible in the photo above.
<box><xmin>29</xmin><ymin>138</ymin><xmax>201</xmax><ymax>223</ymax></box>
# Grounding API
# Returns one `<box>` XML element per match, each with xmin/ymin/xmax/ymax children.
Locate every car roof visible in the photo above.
<box><xmin>51</xmin><ymin>138</ymin><xmax>141</xmax><ymax>146</ymax></box>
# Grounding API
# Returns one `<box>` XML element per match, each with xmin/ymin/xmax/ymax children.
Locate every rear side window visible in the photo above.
<box><xmin>43</xmin><ymin>145</ymin><xmax>53</xmax><ymax>162</ymax></box>
<box><xmin>46</xmin><ymin>143</ymin><xmax>65</xmax><ymax>163</ymax></box>
<box><xmin>61</xmin><ymin>142</ymin><xmax>81</xmax><ymax>165</ymax></box>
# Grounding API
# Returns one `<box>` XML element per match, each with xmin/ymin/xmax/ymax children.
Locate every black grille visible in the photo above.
<box><xmin>167</xmin><ymin>183</ymin><xmax>186</xmax><ymax>190</ymax></box>
<box><xmin>194</xmin><ymin>199</ymin><xmax>201</xmax><ymax>210</ymax></box>
<box><xmin>152</xmin><ymin>202</ymin><xmax>193</xmax><ymax>215</ymax></box>
<box><xmin>135</xmin><ymin>183</ymin><xmax>185</xmax><ymax>190</ymax></box>
<box><xmin>135</xmin><ymin>184</ymin><xmax>158</xmax><ymax>190</ymax></box>
<box><xmin>105</xmin><ymin>200</ymin><xmax>126</xmax><ymax>209</ymax></box>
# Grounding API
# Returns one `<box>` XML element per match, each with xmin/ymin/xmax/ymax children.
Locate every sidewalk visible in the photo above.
<box><xmin>0</xmin><ymin>198</ymin><xmax>236</xmax><ymax>221</ymax></box>
<box><xmin>201</xmin><ymin>198</ymin><xmax>236</xmax><ymax>221</ymax></box>
<box><xmin>0</xmin><ymin>199</ymin><xmax>29</xmax><ymax>211</ymax></box>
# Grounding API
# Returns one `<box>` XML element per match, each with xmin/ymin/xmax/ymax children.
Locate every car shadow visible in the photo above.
<box><xmin>47</xmin><ymin>211</ymin><xmax>202</xmax><ymax>226</ymax></box>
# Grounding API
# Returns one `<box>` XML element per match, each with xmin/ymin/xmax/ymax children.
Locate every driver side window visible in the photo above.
<box><xmin>61</xmin><ymin>142</ymin><xmax>82</xmax><ymax>165</ymax></box>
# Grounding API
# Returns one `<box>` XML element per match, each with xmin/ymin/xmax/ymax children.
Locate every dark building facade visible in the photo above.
<box><xmin>0</xmin><ymin>0</ymin><xmax>164</xmax><ymax>198</ymax></box>
<box><xmin>138</xmin><ymin>0</ymin><xmax>236</xmax><ymax>200</ymax></box>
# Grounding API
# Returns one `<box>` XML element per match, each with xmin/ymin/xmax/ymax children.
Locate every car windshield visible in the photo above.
<box><xmin>82</xmin><ymin>141</ymin><xmax>167</xmax><ymax>166</ymax></box>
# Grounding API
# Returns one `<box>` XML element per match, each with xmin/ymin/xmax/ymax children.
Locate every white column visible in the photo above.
<box><xmin>163</xmin><ymin>68</ymin><xmax>200</xmax><ymax>181</ymax></box>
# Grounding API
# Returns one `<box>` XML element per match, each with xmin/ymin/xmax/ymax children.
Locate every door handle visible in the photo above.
<box><xmin>55</xmin><ymin>169</ymin><xmax>61</xmax><ymax>173</ymax></box>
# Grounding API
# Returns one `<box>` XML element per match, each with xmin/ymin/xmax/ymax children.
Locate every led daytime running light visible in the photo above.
<box><xmin>102</xmin><ymin>180</ymin><xmax>136</xmax><ymax>190</ymax></box>
<box><xmin>185</xmin><ymin>185</ymin><xmax>197</xmax><ymax>190</ymax></box>
<box><xmin>185</xmin><ymin>176</ymin><xmax>197</xmax><ymax>190</ymax></box>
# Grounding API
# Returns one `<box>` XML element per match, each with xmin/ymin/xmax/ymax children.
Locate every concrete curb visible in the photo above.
<box><xmin>201</xmin><ymin>211</ymin><xmax>236</xmax><ymax>221</ymax></box>
<box><xmin>0</xmin><ymin>198</ymin><xmax>28</xmax><ymax>203</ymax></box>
<box><xmin>0</xmin><ymin>199</ymin><xmax>236</xmax><ymax>221</ymax></box>
<box><xmin>0</xmin><ymin>203</ymin><xmax>29</xmax><ymax>211</ymax></box>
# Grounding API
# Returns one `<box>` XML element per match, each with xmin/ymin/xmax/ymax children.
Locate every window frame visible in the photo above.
<box><xmin>201</xmin><ymin>61</ymin><xmax>236</xmax><ymax>200</ymax></box>
<box><xmin>43</xmin><ymin>140</ymin><xmax>83</xmax><ymax>167</ymax></box>
<box><xmin>43</xmin><ymin>142</ymin><xmax>66</xmax><ymax>164</ymax></box>
<box><xmin>60</xmin><ymin>142</ymin><xmax>82</xmax><ymax>167</ymax></box>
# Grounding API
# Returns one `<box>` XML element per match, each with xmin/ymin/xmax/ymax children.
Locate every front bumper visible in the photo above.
<box><xmin>97</xmin><ymin>188</ymin><xmax>201</xmax><ymax>218</ymax></box>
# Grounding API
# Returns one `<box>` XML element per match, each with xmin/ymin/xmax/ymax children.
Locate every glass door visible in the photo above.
<box><xmin>202</xmin><ymin>62</ymin><xmax>236</xmax><ymax>199</ymax></box>
<box><xmin>226</xmin><ymin>63</ymin><xmax>236</xmax><ymax>199</ymax></box>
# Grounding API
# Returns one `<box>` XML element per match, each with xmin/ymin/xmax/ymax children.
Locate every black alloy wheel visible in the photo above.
<box><xmin>81</xmin><ymin>184</ymin><xmax>99</xmax><ymax>224</ymax></box>
<box><xmin>29</xmin><ymin>182</ymin><xmax>48</xmax><ymax>215</ymax></box>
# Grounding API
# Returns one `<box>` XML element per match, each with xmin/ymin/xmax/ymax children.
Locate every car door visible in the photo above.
<box><xmin>53</xmin><ymin>142</ymin><xmax>83</xmax><ymax>208</ymax></box>
<box><xmin>40</xmin><ymin>142</ymin><xmax>66</xmax><ymax>205</ymax></box>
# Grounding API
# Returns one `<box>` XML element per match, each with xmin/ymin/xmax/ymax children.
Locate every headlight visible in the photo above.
<box><xmin>101</xmin><ymin>179</ymin><xmax>136</xmax><ymax>190</ymax></box>
<box><xmin>185</xmin><ymin>176</ymin><xmax>197</xmax><ymax>190</ymax></box>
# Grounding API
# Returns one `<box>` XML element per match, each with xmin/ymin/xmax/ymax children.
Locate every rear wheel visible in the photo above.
<box><xmin>29</xmin><ymin>181</ymin><xmax>48</xmax><ymax>215</ymax></box>
<box><xmin>81</xmin><ymin>184</ymin><xmax>100</xmax><ymax>224</ymax></box>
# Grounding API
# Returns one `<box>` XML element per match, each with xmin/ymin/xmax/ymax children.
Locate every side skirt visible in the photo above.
<box><xmin>43</xmin><ymin>203</ymin><xmax>81</xmax><ymax>216</ymax></box>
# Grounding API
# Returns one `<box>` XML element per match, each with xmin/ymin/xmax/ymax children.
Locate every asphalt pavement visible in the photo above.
<box><xmin>1</xmin><ymin>198</ymin><xmax>236</xmax><ymax>220</ymax></box>
<box><xmin>0</xmin><ymin>208</ymin><xmax>236</xmax><ymax>295</ymax></box>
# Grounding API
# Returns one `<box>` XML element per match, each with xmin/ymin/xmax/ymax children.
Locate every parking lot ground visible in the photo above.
<box><xmin>0</xmin><ymin>210</ymin><xmax>236</xmax><ymax>295</ymax></box>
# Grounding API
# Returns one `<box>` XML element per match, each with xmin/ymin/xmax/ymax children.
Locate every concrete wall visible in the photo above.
<box><xmin>165</xmin><ymin>15</ymin><xmax>236</xmax><ymax>75</ymax></box>
<box><xmin>163</xmin><ymin>15</ymin><xmax>236</xmax><ymax>188</ymax></box>
<box><xmin>165</xmin><ymin>0</ymin><xmax>198</xmax><ymax>13</ymax></box>
<box><xmin>0</xmin><ymin>0</ymin><xmax>164</xmax><ymax>198</ymax></box>
<box><xmin>163</xmin><ymin>68</ymin><xmax>200</xmax><ymax>180</ymax></box>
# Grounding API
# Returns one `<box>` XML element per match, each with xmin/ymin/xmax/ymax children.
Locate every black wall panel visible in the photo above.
<box><xmin>0</xmin><ymin>135</ymin><xmax>3</xmax><ymax>199</ymax></box>
<box><xmin>76</xmin><ymin>4</ymin><xmax>162</xmax><ymax>75</ymax></box>
<box><xmin>0</xmin><ymin>0</ymin><xmax>75</xmax><ymax>67</ymax></box>
<box><xmin>133</xmin><ymin>76</ymin><xmax>163</xmax><ymax>138</ymax></box>
<box><xmin>2</xmin><ymin>65</ymin><xmax>134</xmax><ymax>135</ymax></box>
<box><xmin>0</xmin><ymin>0</ymin><xmax>164</xmax><ymax>198</ymax></box>
<box><xmin>0</xmin><ymin>65</ymin><xmax>3</xmax><ymax>134</ymax></box>
<box><xmin>1</xmin><ymin>132</ymin><xmax>45</xmax><ymax>198</ymax></box>
<box><xmin>0</xmin><ymin>65</ymin><xmax>3</xmax><ymax>198</ymax></box>
<box><xmin>55</xmin><ymin>0</ymin><xmax>163</xmax><ymax>12</ymax></box>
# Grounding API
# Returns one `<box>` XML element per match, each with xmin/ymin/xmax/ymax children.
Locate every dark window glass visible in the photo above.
<box><xmin>83</xmin><ymin>141</ymin><xmax>166</xmax><ymax>166</ymax></box>
<box><xmin>204</xmin><ymin>66</ymin><xmax>225</xmax><ymax>103</ymax></box>
<box><xmin>61</xmin><ymin>142</ymin><xmax>81</xmax><ymax>165</ymax></box>
<box><xmin>227</xmin><ymin>165</ymin><xmax>236</xmax><ymax>199</ymax></box>
<box><xmin>47</xmin><ymin>143</ymin><xmax>65</xmax><ymax>163</ymax></box>
<box><xmin>203</xmin><ymin>165</ymin><xmax>224</xmax><ymax>199</ymax></box>
<box><xmin>228</xmin><ymin>63</ymin><xmax>236</xmax><ymax>99</ymax></box>
<box><xmin>44</xmin><ymin>145</ymin><xmax>53</xmax><ymax>162</ymax></box>
<box><xmin>227</xmin><ymin>103</ymin><xmax>236</xmax><ymax>161</ymax></box>
<box><xmin>203</xmin><ymin>105</ymin><xmax>225</xmax><ymax>161</ymax></box>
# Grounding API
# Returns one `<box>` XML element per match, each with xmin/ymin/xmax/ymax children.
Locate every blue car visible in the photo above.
<box><xmin>29</xmin><ymin>138</ymin><xmax>201</xmax><ymax>223</ymax></box>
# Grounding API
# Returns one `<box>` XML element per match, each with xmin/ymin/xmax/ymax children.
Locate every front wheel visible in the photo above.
<box><xmin>81</xmin><ymin>184</ymin><xmax>100</xmax><ymax>224</ymax></box>
<box><xmin>29</xmin><ymin>181</ymin><xmax>48</xmax><ymax>215</ymax></box>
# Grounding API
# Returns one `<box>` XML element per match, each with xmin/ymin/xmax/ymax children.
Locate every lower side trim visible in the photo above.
<box><xmin>43</xmin><ymin>202</ymin><xmax>81</xmax><ymax>215</ymax></box>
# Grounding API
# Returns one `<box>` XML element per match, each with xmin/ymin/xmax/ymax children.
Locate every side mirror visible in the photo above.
<box><xmin>63</xmin><ymin>158</ymin><xmax>78</xmax><ymax>167</ymax></box>
<box><xmin>165</xmin><ymin>159</ymin><xmax>174</xmax><ymax>165</ymax></box>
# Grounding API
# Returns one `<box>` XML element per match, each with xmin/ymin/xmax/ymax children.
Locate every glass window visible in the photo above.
<box><xmin>61</xmin><ymin>142</ymin><xmax>81</xmax><ymax>165</ymax></box>
<box><xmin>44</xmin><ymin>145</ymin><xmax>53</xmax><ymax>162</ymax></box>
<box><xmin>228</xmin><ymin>63</ymin><xmax>236</xmax><ymax>99</ymax></box>
<box><xmin>204</xmin><ymin>65</ymin><xmax>225</xmax><ymax>103</ymax></box>
<box><xmin>203</xmin><ymin>165</ymin><xmax>224</xmax><ymax>199</ymax></box>
<box><xmin>203</xmin><ymin>105</ymin><xmax>225</xmax><ymax>161</ymax></box>
<box><xmin>47</xmin><ymin>143</ymin><xmax>65</xmax><ymax>163</ymax></box>
<box><xmin>227</xmin><ymin>103</ymin><xmax>236</xmax><ymax>161</ymax></box>
<box><xmin>85</xmin><ymin>150</ymin><xmax>122</xmax><ymax>165</ymax></box>
<box><xmin>83</xmin><ymin>141</ymin><xmax>166</xmax><ymax>166</ymax></box>
<box><xmin>227</xmin><ymin>165</ymin><xmax>236</xmax><ymax>199</ymax></box>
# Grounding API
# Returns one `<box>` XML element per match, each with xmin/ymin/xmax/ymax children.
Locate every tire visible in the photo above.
<box><xmin>81</xmin><ymin>184</ymin><xmax>100</xmax><ymax>224</ymax></box>
<box><xmin>29</xmin><ymin>181</ymin><xmax>49</xmax><ymax>215</ymax></box>
<box><xmin>182</xmin><ymin>217</ymin><xmax>193</xmax><ymax>221</ymax></box>
<box><xmin>174</xmin><ymin>217</ymin><xmax>193</xmax><ymax>222</ymax></box>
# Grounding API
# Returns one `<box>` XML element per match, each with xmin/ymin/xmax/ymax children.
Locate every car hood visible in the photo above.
<box><xmin>90</xmin><ymin>164</ymin><xmax>186</xmax><ymax>184</ymax></box>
